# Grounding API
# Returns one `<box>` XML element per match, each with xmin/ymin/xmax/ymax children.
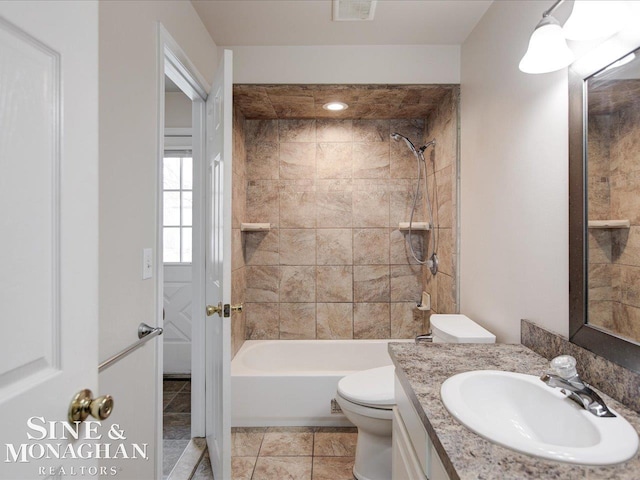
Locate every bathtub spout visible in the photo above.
<box><xmin>415</xmin><ymin>333</ymin><xmax>433</xmax><ymax>344</ymax></box>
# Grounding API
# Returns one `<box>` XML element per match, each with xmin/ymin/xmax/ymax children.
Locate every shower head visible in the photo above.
<box><xmin>391</xmin><ymin>132</ymin><xmax>416</xmax><ymax>153</ymax></box>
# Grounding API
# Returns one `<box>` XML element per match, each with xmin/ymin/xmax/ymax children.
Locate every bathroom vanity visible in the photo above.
<box><xmin>389</xmin><ymin>342</ymin><xmax>640</xmax><ymax>480</ymax></box>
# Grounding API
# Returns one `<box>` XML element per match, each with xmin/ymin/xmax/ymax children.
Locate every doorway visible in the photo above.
<box><xmin>158</xmin><ymin>29</ymin><xmax>210</xmax><ymax>478</ymax></box>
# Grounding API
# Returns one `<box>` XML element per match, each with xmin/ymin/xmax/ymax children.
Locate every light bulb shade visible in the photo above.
<box><xmin>519</xmin><ymin>17</ymin><xmax>575</xmax><ymax>74</ymax></box>
<box><xmin>563</xmin><ymin>0</ymin><xmax>627</xmax><ymax>41</ymax></box>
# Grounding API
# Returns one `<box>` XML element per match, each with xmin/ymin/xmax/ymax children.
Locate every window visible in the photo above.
<box><xmin>163</xmin><ymin>154</ymin><xmax>192</xmax><ymax>263</ymax></box>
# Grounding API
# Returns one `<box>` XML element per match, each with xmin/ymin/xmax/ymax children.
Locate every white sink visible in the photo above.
<box><xmin>440</xmin><ymin>370</ymin><xmax>639</xmax><ymax>465</ymax></box>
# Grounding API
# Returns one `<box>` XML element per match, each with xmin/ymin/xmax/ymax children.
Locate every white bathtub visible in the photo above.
<box><xmin>231</xmin><ymin>339</ymin><xmax>409</xmax><ymax>427</ymax></box>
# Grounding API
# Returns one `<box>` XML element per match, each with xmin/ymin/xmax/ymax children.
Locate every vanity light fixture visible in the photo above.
<box><xmin>322</xmin><ymin>101</ymin><xmax>348</xmax><ymax>111</ymax></box>
<box><xmin>562</xmin><ymin>0</ymin><xmax>627</xmax><ymax>41</ymax></box>
<box><xmin>519</xmin><ymin>0</ymin><xmax>574</xmax><ymax>74</ymax></box>
<box><xmin>519</xmin><ymin>0</ymin><xmax>627</xmax><ymax>75</ymax></box>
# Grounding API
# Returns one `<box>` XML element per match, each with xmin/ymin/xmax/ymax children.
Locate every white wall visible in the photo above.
<box><xmin>99</xmin><ymin>2</ymin><xmax>216</xmax><ymax>477</ymax></box>
<box><xmin>165</xmin><ymin>91</ymin><xmax>193</xmax><ymax>128</ymax></box>
<box><xmin>227</xmin><ymin>45</ymin><xmax>460</xmax><ymax>84</ymax></box>
<box><xmin>460</xmin><ymin>1</ymin><xmax>572</xmax><ymax>343</ymax></box>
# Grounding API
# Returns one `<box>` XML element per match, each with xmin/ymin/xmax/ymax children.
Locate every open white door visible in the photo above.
<box><xmin>205</xmin><ymin>49</ymin><xmax>233</xmax><ymax>479</ymax></box>
<box><xmin>0</xmin><ymin>3</ymin><xmax>99</xmax><ymax>480</ymax></box>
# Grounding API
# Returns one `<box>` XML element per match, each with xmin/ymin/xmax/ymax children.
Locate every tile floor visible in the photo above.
<box><xmin>229</xmin><ymin>426</ymin><xmax>357</xmax><ymax>480</ymax></box>
<box><xmin>163</xmin><ymin>380</ymin><xmax>192</xmax><ymax>479</ymax></box>
<box><xmin>164</xmin><ymin>380</ymin><xmax>357</xmax><ymax>480</ymax></box>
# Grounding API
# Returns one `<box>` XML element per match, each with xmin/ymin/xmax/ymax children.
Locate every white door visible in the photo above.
<box><xmin>0</xmin><ymin>3</ymin><xmax>99</xmax><ymax>480</ymax></box>
<box><xmin>205</xmin><ymin>49</ymin><xmax>233</xmax><ymax>479</ymax></box>
<box><xmin>163</xmin><ymin>265</ymin><xmax>193</xmax><ymax>374</ymax></box>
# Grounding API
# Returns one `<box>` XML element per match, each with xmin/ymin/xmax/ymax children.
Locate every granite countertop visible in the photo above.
<box><xmin>388</xmin><ymin>343</ymin><xmax>640</xmax><ymax>480</ymax></box>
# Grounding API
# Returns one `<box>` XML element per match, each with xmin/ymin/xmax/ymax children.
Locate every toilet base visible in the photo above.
<box><xmin>352</xmin><ymin>430</ymin><xmax>392</xmax><ymax>480</ymax></box>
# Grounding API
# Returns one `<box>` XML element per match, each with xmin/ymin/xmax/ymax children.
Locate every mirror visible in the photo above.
<box><xmin>569</xmin><ymin>46</ymin><xmax>640</xmax><ymax>373</ymax></box>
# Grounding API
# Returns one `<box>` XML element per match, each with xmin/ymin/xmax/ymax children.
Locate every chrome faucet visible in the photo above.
<box><xmin>540</xmin><ymin>355</ymin><xmax>615</xmax><ymax>418</ymax></box>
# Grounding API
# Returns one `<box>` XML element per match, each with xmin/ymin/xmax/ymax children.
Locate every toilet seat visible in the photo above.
<box><xmin>336</xmin><ymin>393</ymin><xmax>394</xmax><ymax>420</ymax></box>
<box><xmin>337</xmin><ymin>365</ymin><xmax>395</xmax><ymax>409</ymax></box>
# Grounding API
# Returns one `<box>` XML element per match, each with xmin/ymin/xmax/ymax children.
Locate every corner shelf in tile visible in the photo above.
<box><xmin>587</xmin><ymin>220</ymin><xmax>630</xmax><ymax>229</ymax></box>
<box><xmin>398</xmin><ymin>222</ymin><xmax>430</xmax><ymax>231</ymax></box>
<box><xmin>240</xmin><ymin>223</ymin><xmax>271</xmax><ymax>232</ymax></box>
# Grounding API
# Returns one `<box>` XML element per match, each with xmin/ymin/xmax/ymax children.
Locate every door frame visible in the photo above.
<box><xmin>156</xmin><ymin>25</ymin><xmax>210</xmax><ymax>470</ymax></box>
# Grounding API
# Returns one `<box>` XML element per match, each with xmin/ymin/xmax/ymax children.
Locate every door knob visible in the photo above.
<box><xmin>206</xmin><ymin>302</ymin><xmax>223</xmax><ymax>317</ymax></box>
<box><xmin>68</xmin><ymin>389</ymin><xmax>114</xmax><ymax>424</ymax></box>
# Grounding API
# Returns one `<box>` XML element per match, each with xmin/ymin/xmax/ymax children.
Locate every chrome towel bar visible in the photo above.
<box><xmin>99</xmin><ymin>323</ymin><xmax>163</xmax><ymax>372</ymax></box>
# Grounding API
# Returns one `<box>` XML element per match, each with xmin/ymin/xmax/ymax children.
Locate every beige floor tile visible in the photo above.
<box><xmin>232</xmin><ymin>456</ymin><xmax>257</xmax><ymax>480</ymax></box>
<box><xmin>313</xmin><ymin>432</ymin><xmax>358</xmax><ymax>457</ymax></box>
<box><xmin>252</xmin><ymin>456</ymin><xmax>312</xmax><ymax>480</ymax></box>
<box><xmin>311</xmin><ymin>457</ymin><xmax>355</xmax><ymax>480</ymax></box>
<box><xmin>260</xmin><ymin>430</ymin><xmax>314</xmax><ymax>456</ymax></box>
<box><xmin>232</xmin><ymin>427</ymin><xmax>266</xmax><ymax>457</ymax></box>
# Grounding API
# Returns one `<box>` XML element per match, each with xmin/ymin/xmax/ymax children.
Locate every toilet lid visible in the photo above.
<box><xmin>431</xmin><ymin>314</ymin><xmax>496</xmax><ymax>343</ymax></box>
<box><xmin>337</xmin><ymin>365</ymin><xmax>395</xmax><ymax>407</ymax></box>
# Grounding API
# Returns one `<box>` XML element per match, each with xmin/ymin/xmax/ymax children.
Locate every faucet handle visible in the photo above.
<box><xmin>551</xmin><ymin>355</ymin><xmax>578</xmax><ymax>379</ymax></box>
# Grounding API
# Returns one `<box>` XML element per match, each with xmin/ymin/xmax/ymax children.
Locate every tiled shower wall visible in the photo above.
<box><xmin>423</xmin><ymin>91</ymin><xmax>459</xmax><ymax>317</ymax></box>
<box><xmin>230</xmin><ymin>90</ymin><xmax>459</xmax><ymax>341</ymax></box>
<box><xmin>231</xmin><ymin>109</ymin><xmax>247</xmax><ymax>357</ymax></box>
<box><xmin>588</xmin><ymin>103</ymin><xmax>640</xmax><ymax>342</ymax></box>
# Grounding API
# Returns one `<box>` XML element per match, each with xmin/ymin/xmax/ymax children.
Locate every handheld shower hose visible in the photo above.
<box><xmin>391</xmin><ymin>133</ymin><xmax>439</xmax><ymax>275</ymax></box>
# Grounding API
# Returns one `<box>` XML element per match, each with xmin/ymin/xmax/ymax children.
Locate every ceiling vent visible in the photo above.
<box><xmin>332</xmin><ymin>0</ymin><xmax>377</xmax><ymax>21</ymax></box>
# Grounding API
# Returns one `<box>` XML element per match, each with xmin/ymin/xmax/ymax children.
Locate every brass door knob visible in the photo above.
<box><xmin>68</xmin><ymin>389</ymin><xmax>114</xmax><ymax>424</ymax></box>
<box><xmin>231</xmin><ymin>304</ymin><xmax>243</xmax><ymax>313</ymax></box>
<box><xmin>206</xmin><ymin>302</ymin><xmax>222</xmax><ymax>317</ymax></box>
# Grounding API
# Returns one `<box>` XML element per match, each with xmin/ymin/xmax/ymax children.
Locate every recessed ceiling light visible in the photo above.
<box><xmin>323</xmin><ymin>102</ymin><xmax>348</xmax><ymax>111</ymax></box>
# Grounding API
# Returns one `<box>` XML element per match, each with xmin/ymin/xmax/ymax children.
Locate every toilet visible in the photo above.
<box><xmin>335</xmin><ymin>314</ymin><xmax>495</xmax><ymax>480</ymax></box>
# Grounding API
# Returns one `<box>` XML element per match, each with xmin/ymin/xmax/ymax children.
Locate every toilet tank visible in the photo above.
<box><xmin>431</xmin><ymin>314</ymin><xmax>496</xmax><ymax>343</ymax></box>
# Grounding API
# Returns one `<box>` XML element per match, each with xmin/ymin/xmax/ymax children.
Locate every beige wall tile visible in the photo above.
<box><xmin>613</xmin><ymin>227</ymin><xmax>639</xmax><ymax>265</ymax></box>
<box><xmin>317</xmin><ymin>266</ymin><xmax>353</xmax><ymax>302</ymax></box>
<box><xmin>390</xmin><ymin>141</ymin><xmax>416</xmax><ymax>179</ymax></box>
<box><xmin>391</xmin><ymin>302</ymin><xmax>424</xmax><ymax>338</ymax></box>
<box><xmin>317</xmin><ymin>119</ymin><xmax>353</xmax><ymax>142</ymax></box>
<box><xmin>354</xmin><ymin>265</ymin><xmax>390</xmax><ymax>302</ymax></box>
<box><xmin>354</xmin><ymin>303</ymin><xmax>390</xmax><ymax>338</ymax></box>
<box><xmin>232</xmin><ymin>228</ymin><xmax>245</xmax><ymax>270</ymax></box>
<box><xmin>611</xmin><ymin>171</ymin><xmax>640</xmax><ymax>224</ymax></box>
<box><xmin>246</xmin><ymin>119</ymin><xmax>278</xmax><ymax>144</ymax></box>
<box><xmin>246</xmin><ymin>266</ymin><xmax>280</xmax><ymax>303</ymax></box>
<box><xmin>280</xmin><ymin>303</ymin><xmax>316</xmax><ymax>339</ymax></box>
<box><xmin>244</xmin><ymin>230</ymin><xmax>279</xmax><ymax>266</ymax></box>
<box><xmin>247</xmin><ymin>181</ymin><xmax>279</xmax><ymax>228</ymax></box>
<box><xmin>435</xmin><ymin>165</ymin><xmax>453</xmax><ymax>228</ymax></box>
<box><xmin>588</xmin><ymin>263</ymin><xmax>612</xmax><ymax>302</ymax></box>
<box><xmin>390</xmin><ymin>228</ymin><xmax>424</xmax><ymax>265</ymax></box>
<box><xmin>390</xmin><ymin>189</ymin><xmax>426</xmax><ymax>225</ymax></box>
<box><xmin>590</xmin><ymin>229</ymin><xmax>613</xmax><ymax>263</ymax></box>
<box><xmin>352</xmin><ymin>190</ymin><xmax>390</xmax><ymax>227</ymax></box>
<box><xmin>317</xmin><ymin>143</ymin><xmax>353</xmax><ymax>179</ymax></box>
<box><xmin>436</xmin><ymin>273</ymin><xmax>456</xmax><ymax>313</ymax></box>
<box><xmin>279</xmin><ymin>119</ymin><xmax>316</xmax><ymax>142</ymax></box>
<box><xmin>280</xmin><ymin>266</ymin><xmax>316</xmax><ymax>302</ymax></box>
<box><xmin>352</xmin><ymin>142</ymin><xmax>390</xmax><ymax>179</ymax></box>
<box><xmin>353</xmin><ymin>228</ymin><xmax>389</xmax><ymax>265</ymax></box>
<box><xmin>390</xmin><ymin>264</ymin><xmax>422</xmax><ymax>302</ymax></box>
<box><xmin>317</xmin><ymin>192</ymin><xmax>352</xmax><ymax>228</ymax></box>
<box><xmin>280</xmin><ymin>229</ymin><xmax>316</xmax><ymax>265</ymax></box>
<box><xmin>247</xmin><ymin>142</ymin><xmax>279</xmax><ymax>181</ymax></box>
<box><xmin>390</xmin><ymin>119</ymin><xmax>424</xmax><ymax>144</ymax></box>
<box><xmin>620</xmin><ymin>266</ymin><xmax>640</xmax><ymax>308</ymax></box>
<box><xmin>589</xmin><ymin>300</ymin><xmax>614</xmax><ymax>331</ymax></box>
<box><xmin>245</xmin><ymin>303</ymin><xmax>279</xmax><ymax>340</ymax></box>
<box><xmin>317</xmin><ymin>229</ymin><xmax>353</xmax><ymax>265</ymax></box>
<box><xmin>353</xmin><ymin>119</ymin><xmax>390</xmax><ymax>143</ymax></box>
<box><xmin>281</xmin><ymin>190</ymin><xmax>316</xmax><ymax>228</ymax></box>
<box><xmin>280</xmin><ymin>142</ymin><xmax>316</xmax><ymax>179</ymax></box>
<box><xmin>613</xmin><ymin>303</ymin><xmax>640</xmax><ymax>344</ymax></box>
<box><xmin>317</xmin><ymin>303</ymin><xmax>353</xmax><ymax>339</ymax></box>
<box><xmin>436</xmin><ymin>228</ymin><xmax>454</xmax><ymax>276</ymax></box>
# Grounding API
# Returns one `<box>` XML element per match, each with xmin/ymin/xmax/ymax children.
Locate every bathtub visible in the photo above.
<box><xmin>231</xmin><ymin>339</ymin><xmax>410</xmax><ymax>427</ymax></box>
